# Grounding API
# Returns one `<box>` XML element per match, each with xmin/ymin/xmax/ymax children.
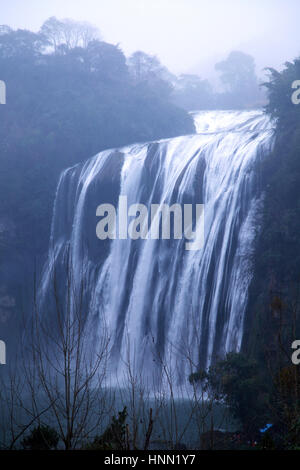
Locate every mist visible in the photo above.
<box><xmin>1</xmin><ymin>0</ymin><xmax>299</xmax><ymax>79</ymax></box>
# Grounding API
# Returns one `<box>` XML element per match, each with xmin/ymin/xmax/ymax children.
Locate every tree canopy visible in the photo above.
<box><xmin>0</xmin><ymin>20</ymin><xmax>194</xmax><ymax>261</ymax></box>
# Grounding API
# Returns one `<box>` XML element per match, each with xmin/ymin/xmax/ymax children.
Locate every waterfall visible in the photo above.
<box><xmin>40</xmin><ymin>110</ymin><xmax>274</xmax><ymax>387</ymax></box>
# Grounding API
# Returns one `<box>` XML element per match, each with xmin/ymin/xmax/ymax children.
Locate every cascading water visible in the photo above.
<box><xmin>40</xmin><ymin>110</ymin><xmax>274</xmax><ymax>387</ymax></box>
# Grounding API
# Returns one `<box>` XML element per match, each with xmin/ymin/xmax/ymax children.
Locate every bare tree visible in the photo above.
<box><xmin>40</xmin><ymin>17</ymin><xmax>101</xmax><ymax>53</ymax></box>
<box><xmin>113</xmin><ymin>316</ymin><xmax>227</xmax><ymax>451</ymax></box>
<box><xmin>0</xmin><ymin>251</ymin><xmax>112</xmax><ymax>450</ymax></box>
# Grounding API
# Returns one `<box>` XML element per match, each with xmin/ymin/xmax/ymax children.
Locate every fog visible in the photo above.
<box><xmin>1</xmin><ymin>0</ymin><xmax>300</xmax><ymax>79</ymax></box>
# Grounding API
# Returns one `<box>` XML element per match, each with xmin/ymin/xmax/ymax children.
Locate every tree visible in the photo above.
<box><xmin>263</xmin><ymin>58</ymin><xmax>300</xmax><ymax>130</ymax></box>
<box><xmin>128</xmin><ymin>51</ymin><xmax>166</xmax><ymax>82</ymax></box>
<box><xmin>40</xmin><ymin>17</ymin><xmax>101</xmax><ymax>53</ymax></box>
<box><xmin>21</xmin><ymin>425</ymin><xmax>59</xmax><ymax>450</ymax></box>
<box><xmin>86</xmin><ymin>407</ymin><xmax>128</xmax><ymax>450</ymax></box>
<box><xmin>172</xmin><ymin>74</ymin><xmax>214</xmax><ymax>110</ymax></box>
<box><xmin>190</xmin><ymin>352</ymin><xmax>270</xmax><ymax>442</ymax></box>
<box><xmin>215</xmin><ymin>51</ymin><xmax>260</xmax><ymax>107</ymax></box>
<box><xmin>85</xmin><ymin>39</ymin><xmax>129</xmax><ymax>80</ymax></box>
<box><xmin>14</xmin><ymin>254</ymin><xmax>112</xmax><ymax>450</ymax></box>
<box><xmin>127</xmin><ymin>51</ymin><xmax>174</xmax><ymax>98</ymax></box>
<box><xmin>0</xmin><ymin>28</ymin><xmax>47</xmax><ymax>58</ymax></box>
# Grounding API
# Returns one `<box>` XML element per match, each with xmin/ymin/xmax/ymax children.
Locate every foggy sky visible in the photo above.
<box><xmin>1</xmin><ymin>0</ymin><xmax>299</xmax><ymax>80</ymax></box>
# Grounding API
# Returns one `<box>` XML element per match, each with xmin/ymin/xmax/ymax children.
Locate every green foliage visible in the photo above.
<box><xmin>190</xmin><ymin>352</ymin><xmax>270</xmax><ymax>440</ymax></box>
<box><xmin>242</xmin><ymin>55</ymin><xmax>300</xmax><ymax>449</ymax></box>
<box><xmin>86</xmin><ymin>407</ymin><xmax>128</xmax><ymax>450</ymax></box>
<box><xmin>21</xmin><ymin>425</ymin><xmax>60</xmax><ymax>450</ymax></box>
<box><xmin>246</xmin><ymin>56</ymin><xmax>300</xmax><ymax>361</ymax></box>
<box><xmin>263</xmin><ymin>58</ymin><xmax>300</xmax><ymax>129</ymax></box>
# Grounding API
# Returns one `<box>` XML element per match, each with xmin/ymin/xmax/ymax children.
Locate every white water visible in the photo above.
<box><xmin>41</xmin><ymin>110</ymin><xmax>274</xmax><ymax>387</ymax></box>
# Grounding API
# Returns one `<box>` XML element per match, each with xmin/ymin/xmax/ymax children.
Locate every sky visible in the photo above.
<box><xmin>1</xmin><ymin>0</ymin><xmax>299</xmax><ymax>81</ymax></box>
